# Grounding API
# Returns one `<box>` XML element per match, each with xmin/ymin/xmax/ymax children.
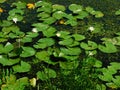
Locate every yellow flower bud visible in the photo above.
<box><xmin>0</xmin><ymin>8</ymin><xmax>3</xmax><ymax>13</ymax></box>
<box><xmin>27</xmin><ymin>3</ymin><xmax>35</xmax><ymax>9</ymax></box>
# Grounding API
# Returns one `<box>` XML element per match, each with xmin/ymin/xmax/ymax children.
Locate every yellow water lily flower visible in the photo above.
<box><xmin>27</xmin><ymin>3</ymin><xmax>35</xmax><ymax>9</ymax></box>
<box><xmin>0</xmin><ymin>8</ymin><xmax>3</xmax><ymax>13</ymax></box>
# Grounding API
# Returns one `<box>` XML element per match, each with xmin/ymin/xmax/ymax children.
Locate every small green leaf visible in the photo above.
<box><xmin>21</xmin><ymin>37</ymin><xmax>32</xmax><ymax>43</ymax></box>
<box><xmin>106</xmin><ymin>83</ymin><xmax>117</xmax><ymax>89</ymax></box>
<box><xmin>98</xmin><ymin>42</ymin><xmax>117</xmax><ymax>53</ymax></box>
<box><xmin>4</xmin><ymin>42</ymin><xmax>14</xmax><ymax>54</ymax></box>
<box><xmin>110</xmin><ymin>62</ymin><xmax>120</xmax><ymax>70</ymax></box>
<box><xmin>34</xmin><ymin>38</ymin><xmax>55</xmax><ymax>49</ymax></box>
<box><xmin>52</xmin><ymin>4</ymin><xmax>66</xmax><ymax>12</ymax></box>
<box><xmin>42</xmin><ymin>17</ymin><xmax>56</xmax><ymax>24</ymax></box>
<box><xmin>59</xmin><ymin>38</ymin><xmax>73</xmax><ymax>46</ymax></box>
<box><xmin>72</xmin><ymin>34</ymin><xmax>85</xmax><ymax>41</ymax></box>
<box><xmin>52</xmin><ymin>11</ymin><xmax>67</xmax><ymax>19</ymax></box>
<box><xmin>60</xmin><ymin>47</ymin><xmax>81</xmax><ymax>55</ymax></box>
<box><xmin>9</xmin><ymin>9</ymin><xmax>24</xmax><ymax>15</ymax></box>
<box><xmin>0</xmin><ymin>55</ymin><xmax>20</xmax><ymax>66</ymax></box>
<box><xmin>80</xmin><ymin>41</ymin><xmax>98</xmax><ymax>50</ymax></box>
<box><xmin>95</xmin><ymin>11</ymin><xmax>104</xmax><ymax>18</ymax></box>
<box><xmin>32</xmin><ymin>23</ymin><xmax>49</xmax><ymax>31</ymax></box>
<box><xmin>20</xmin><ymin>47</ymin><xmax>36</xmax><ymax>57</ymax></box>
<box><xmin>69</xmin><ymin>4</ymin><xmax>83</xmax><ymax>13</ymax></box>
<box><xmin>0</xmin><ymin>20</ymin><xmax>13</xmax><ymax>27</ymax></box>
<box><xmin>59</xmin><ymin>61</ymin><xmax>79</xmax><ymax>69</ymax></box>
<box><xmin>36</xmin><ymin>51</ymin><xmax>49</xmax><ymax>60</ymax></box>
<box><xmin>0</xmin><ymin>0</ymin><xmax>6</xmax><ymax>3</ymax></box>
<box><xmin>115</xmin><ymin>9</ymin><xmax>120</xmax><ymax>15</ymax></box>
<box><xmin>43</xmin><ymin>27</ymin><xmax>56</xmax><ymax>37</ymax></box>
<box><xmin>37</xmin><ymin>68</ymin><xmax>56</xmax><ymax>80</ymax></box>
<box><xmin>94</xmin><ymin>60</ymin><xmax>102</xmax><ymax>68</ymax></box>
<box><xmin>76</xmin><ymin>11</ymin><xmax>89</xmax><ymax>19</ymax></box>
<box><xmin>56</xmin><ymin>31</ymin><xmax>71</xmax><ymax>39</ymax></box>
<box><xmin>13</xmin><ymin>61</ymin><xmax>31</xmax><ymax>73</ymax></box>
<box><xmin>37</xmin><ymin>12</ymin><xmax>50</xmax><ymax>19</ymax></box>
<box><xmin>12</xmin><ymin>1</ymin><xmax>26</xmax><ymax>9</ymax></box>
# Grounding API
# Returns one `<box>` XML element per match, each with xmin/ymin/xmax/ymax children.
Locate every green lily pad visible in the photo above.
<box><xmin>80</xmin><ymin>41</ymin><xmax>98</xmax><ymax>50</ymax></box>
<box><xmin>60</xmin><ymin>47</ymin><xmax>81</xmax><ymax>55</ymax></box>
<box><xmin>32</xmin><ymin>23</ymin><xmax>49</xmax><ymax>31</ymax></box>
<box><xmin>69</xmin><ymin>4</ymin><xmax>83</xmax><ymax>13</ymax></box>
<box><xmin>76</xmin><ymin>11</ymin><xmax>89</xmax><ymax>19</ymax></box>
<box><xmin>0</xmin><ymin>0</ymin><xmax>6</xmax><ymax>3</ymax></box>
<box><xmin>43</xmin><ymin>27</ymin><xmax>56</xmax><ymax>37</ymax></box>
<box><xmin>59</xmin><ymin>38</ymin><xmax>73</xmax><ymax>46</ymax></box>
<box><xmin>85</xmin><ymin>6</ymin><xmax>96</xmax><ymax>15</ymax></box>
<box><xmin>37</xmin><ymin>68</ymin><xmax>56</xmax><ymax>80</ymax></box>
<box><xmin>0</xmin><ymin>20</ymin><xmax>13</xmax><ymax>27</ymax></box>
<box><xmin>34</xmin><ymin>38</ymin><xmax>55</xmax><ymax>49</ymax></box>
<box><xmin>52</xmin><ymin>11</ymin><xmax>67</xmax><ymax>19</ymax></box>
<box><xmin>52</xmin><ymin>4</ymin><xmax>66</xmax><ymax>12</ymax></box>
<box><xmin>37</xmin><ymin>12</ymin><xmax>50</xmax><ymax>19</ymax></box>
<box><xmin>20</xmin><ymin>47</ymin><xmax>36</xmax><ymax>57</ymax></box>
<box><xmin>9</xmin><ymin>9</ymin><xmax>24</xmax><ymax>15</ymax></box>
<box><xmin>56</xmin><ymin>31</ymin><xmax>71</xmax><ymax>39</ymax></box>
<box><xmin>72</xmin><ymin>34</ymin><xmax>85</xmax><ymax>41</ymax></box>
<box><xmin>95</xmin><ymin>11</ymin><xmax>104</xmax><ymax>18</ymax></box>
<box><xmin>0</xmin><ymin>55</ymin><xmax>20</xmax><ymax>66</ymax></box>
<box><xmin>12</xmin><ymin>1</ymin><xmax>26</xmax><ymax>9</ymax></box>
<box><xmin>115</xmin><ymin>9</ymin><xmax>120</xmax><ymax>15</ymax></box>
<box><xmin>13</xmin><ymin>61</ymin><xmax>31</xmax><ymax>73</ymax></box>
<box><xmin>110</xmin><ymin>62</ymin><xmax>120</xmax><ymax>70</ymax></box>
<box><xmin>42</xmin><ymin>17</ymin><xmax>56</xmax><ymax>24</ymax></box>
<box><xmin>59</xmin><ymin>60</ymin><xmax>79</xmax><ymax>69</ymax></box>
<box><xmin>98</xmin><ymin>42</ymin><xmax>117</xmax><ymax>53</ymax></box>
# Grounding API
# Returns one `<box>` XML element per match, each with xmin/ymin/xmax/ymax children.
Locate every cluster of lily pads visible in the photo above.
<box><xmin>0</xmin><ymin>1</ymin><xmax>120</xmax><ymax>89</ymax></box>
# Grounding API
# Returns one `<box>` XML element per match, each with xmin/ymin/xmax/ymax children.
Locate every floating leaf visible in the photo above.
<box><xmin>34</xmin><ymin>38</ymin><xmax>55</xmax><ymax>49</ymax></box>
<box><xmin>98</xmin><ymin>42</ymin><xmax>117</xmax><ymax>53</ymax></box>
<box><xmin>72</xmin><ymin>34</ymin><xmax>85</xmax><ymax>41</ymax></box>
<box><xmin>0</xmin><ymin>20</ymin><xmax>13</xmax><ymax>27</ymax></box>
<box><xmin>36</xmin><ymin>51</ymin><xmax>49</xmax><ymax>61</ymax></box>
<box><xmin>0</xmin><ymin>55</ymin><xmax>20</xmax><ymax>66</ymax></box>
<box><xmin>12</xmin><ymin>1</ymin><xmax>26</xmax><ymax>9</ymax></box>
<box><xmin>80</xmin><ymin>41</ymin><xmax>98</xmax><ymax>50</ymax></box>
<box><xmin>85</xmin><ymin>6</ymin><xmax>96</xmax><ymax>15</ymax></box>
<box><xmin>76</xmin><ymin>11</ymin><xmax>89</xmax><ymax>19</ymax></box>
<box><xmin>9</xmin><ymin>9</ymin><xmax>24</xmax><ymax>15</ymax></box>
<box><xmin>52</xmin><ymin>11</ymin><xmax>67</xmax><ymax>19</ymax></box>
<box><xmin>94</xmin><ymin>60</ymin><xmax>102</xmax><ymax>68</ymax></box>
<box><xmin>52</xmin><ymin>4</ymin><xmax>66</xmax><ymax>12</ymax></box>
<box><xmin>0</xmin><ymin>0</ymin><xmax>6</xmax><ymax>3</ymax></box>
<box><xmin>43</xmin><ymin>27</ymin><xmax>56</xmax><ymax>37</ymax></box>
<box><xmin>115</xmin><ymin>9</ymin><xmax>120</xmax><ymax>15</ymax></box>
<box><xmin>110</xmin><ymin>62</ymin><xmax>120</xmax><ymax>70</ymax></box>
<box><xmin>42</xmin><ymin>17</ymin><xmax>56</xmax><ymax>24</ymax></box>
<box><xmin>4</xmin><ymin>42</ymin><xmax>14</xmax><ymax>54</ymax></box>
<box><xmin>69</xmin><ymin>4</ymin><xmax>83</xmax><ymax>13</ymax></box>
<box><xmin>20</xmin><ymin>47</ymin><xmax>36</xmax><ymax>57</ymax></box>
<box><xmin>37</xmin><ymin>12</ymin><xmax>50</xmax><ymax>19</ymax></box>
<box><xmin>56</xmin><ymin>31</ymin><xmax>71</xmax><ymax>39</ymax></box>
<box><xmin>59</xmin><ymin>61</ymin><xmax>79</xmax><ymax>69</ymax></box>
<box><xmin>59</xmin><ymin>38</ymin><xmax>73</xmax><ymax>46</ymax></box>
<box><xmin>95</xmin><ymin>11</ymin><xmax>104</xmax><ymax>18</ymax></box>
<box><xmin>32</xmin><ymin>23</ymin><xmax>49</xmax><ymax>31</ymax></box>
<box><xmin>37</xmin><ymin>68</ymin><xmax>56</xmax><ymax>80</ymax></box>
<box><xmin>60</xmin><ymin>47</ymin><xmax>81</xmax><ymax>55</ymax></box>
<box><xmin>13</xmin><ymin>61</ymin><xmax>31</xmax><ymax>73</ymax></box>
<box><xmin>106</xmin><ymin>83</ymin><xmax>117</xmax><ymax>89</ymax></box>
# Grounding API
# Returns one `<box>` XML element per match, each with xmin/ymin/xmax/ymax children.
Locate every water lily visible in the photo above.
<box><xmin>56</xmin><ymin>32</ymin><xmax>61</xmax><ymax>37</ymax></box>
<box><xmin>27</xmin><ymin>3</ymin><xmax>35</xmax><ymax>9</ymax></box>
<box><xmin>88</xmin><ymin>26</ymin><xmax>95</xmax><ymax>32</ymax></box>
<box><xmin>12</xmin><ymin>18</ymin><xmax>18</xmax><ymax>23</ymax></box>
<box><xmin>32</xmin><ymin>28</ymin><xmax>38</xmax><ymax>33</ymax></box>
<box><xmin>0</xmin><ymin>8</ymin><xmax>3</xmax><ymax>13</ymax></box>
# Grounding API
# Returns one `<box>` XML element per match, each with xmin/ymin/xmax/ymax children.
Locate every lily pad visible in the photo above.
<box><xmin>60</xmin><ymin>47</ymin><xmax>81</xmax><ymax>55</ymax></box>
<box><xmin>72</xmin><ymin>34</ymin><xmax>85</xmax><ymax>41</ymax></box>
<box><xmin>80</xmin><ymin>41</ymin><xmax>98</xmax><ymax>50</ymax></box>
<box><xmin>98</xmin><ymin>42</ymin><xmax>117</xmax><ymax>53</ymax></box>
<box><xmin>13</xmin><ymin>61</ymin><xmax>31</xmax><ymax>73</ymax></box>
<box><xmin>0</xmin><ymin>55</ymin><xmax>20</xmax><ymax>66</ymax></box>
<box><xmin>52</xmin><ymin>4</ymin><xmax>66</xmax><ymax>12</ymax></box>
<box><xmin>20</xmin><ymin>47</ymin><xmax>36</xmax><ymax>57</ymax></box>
<box><xmin>69</xmin><ymin>4</ymin><xmax>83</xmax><ymax>13</ymax></box>
<box><xmin>37</xmin><ymin>68</ymin><xmax>56</xmax><ymax>80</ymax></box>
<box><xmin>34</xmin><ymin>38</ymin><xmax>55</xmax><ymax>49</ymax></box>
<box><xmin>43</xmin><ymin>27</ymin><xmax>56</xmax><ymax>37</ymax></box>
